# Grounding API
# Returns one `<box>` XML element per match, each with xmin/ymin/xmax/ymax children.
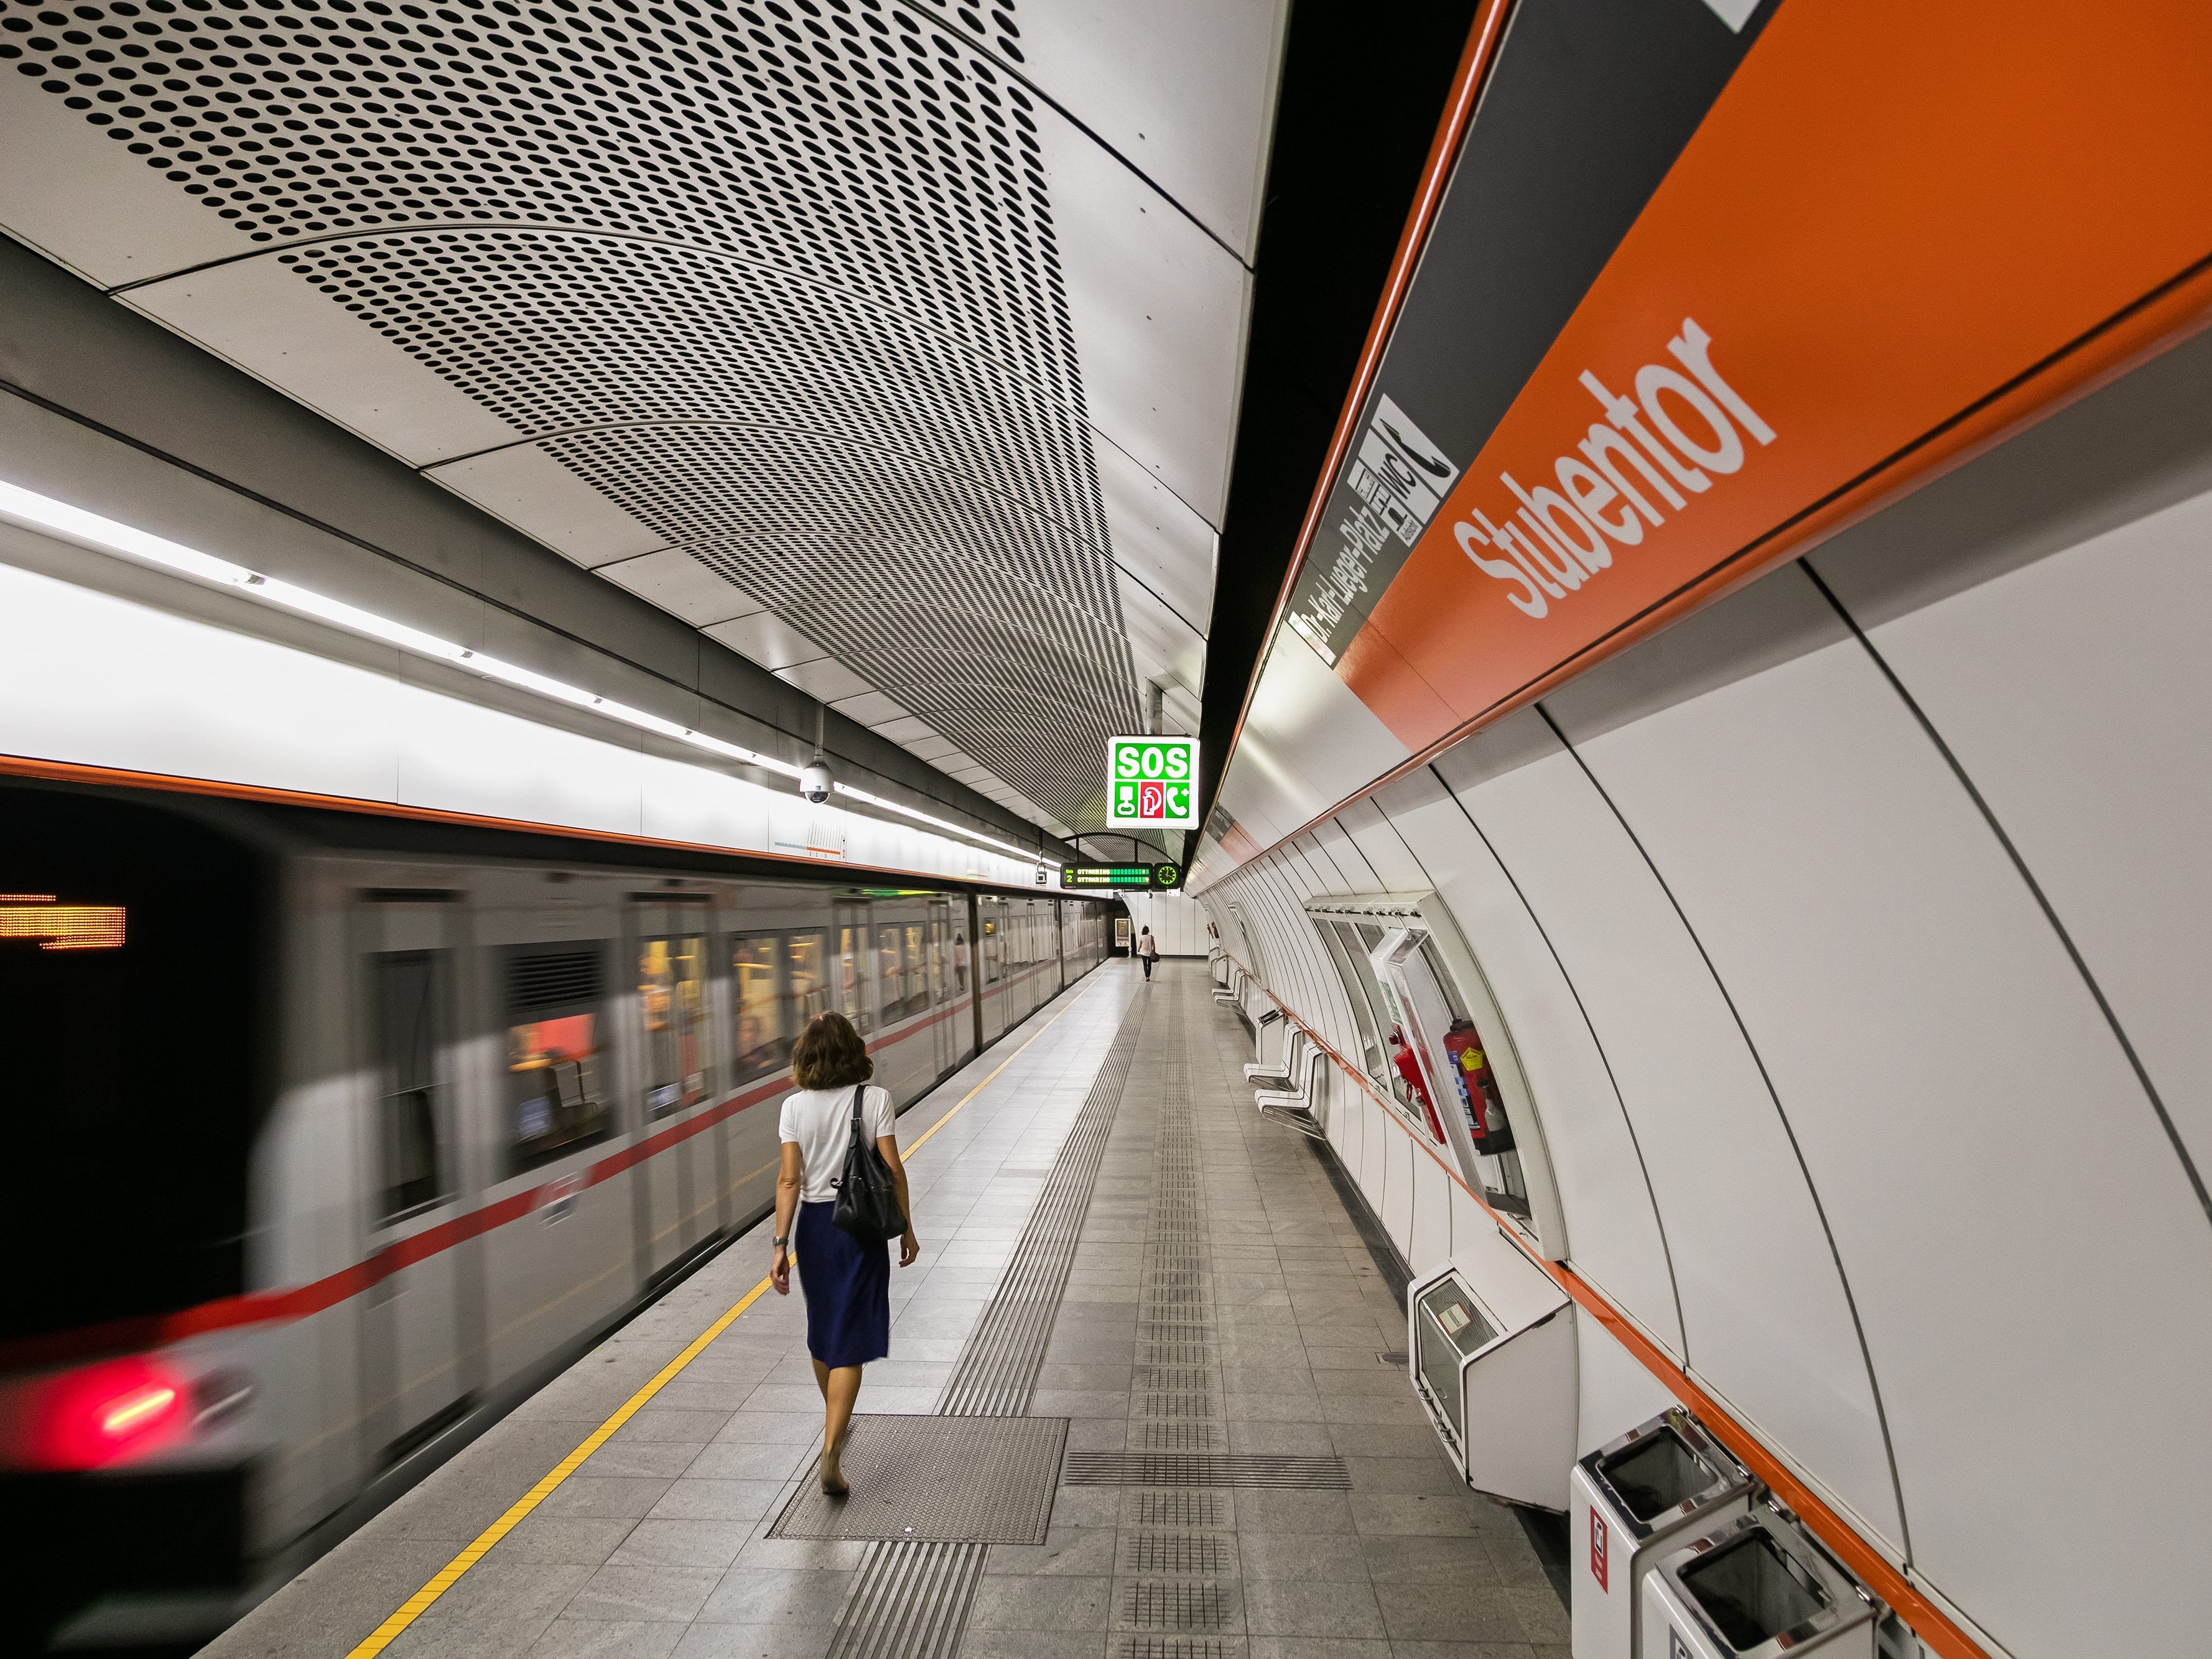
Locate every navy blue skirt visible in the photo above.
<box><xmin>794</xmin><ymin>1199</ymin><xmax>891</xmax><ymax>1369</ymax></box>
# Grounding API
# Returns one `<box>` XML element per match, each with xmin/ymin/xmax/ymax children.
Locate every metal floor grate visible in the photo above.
<box><xmin>769</xmin><ymin>1415</ymin><xmax>1069</xmax><ymax>1544</ymax></box>
<box><xmin>1064</xmin><ymin>1452</ymin><xmax>1352</xmax><ymax>1488</ymax></box>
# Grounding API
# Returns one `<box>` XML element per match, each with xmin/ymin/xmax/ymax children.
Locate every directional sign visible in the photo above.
<box><xmin>1105</xmin><ymin>735</ymin><xmax>1199</xmax><ymax>829</ymax></box>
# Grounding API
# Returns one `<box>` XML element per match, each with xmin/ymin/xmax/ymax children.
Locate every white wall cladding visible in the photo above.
<box><xmin>1194</xmin><ymin>342</ymin><xmax>2212</xmax><ymax>1657</ymax></box>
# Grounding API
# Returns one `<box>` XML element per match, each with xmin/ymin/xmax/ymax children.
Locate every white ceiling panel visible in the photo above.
<box><xmin>1003</xmin><ymin>0</ymin><xmax>1288</xmax><ymax>259</ymax></box>
<box><xmin>1040</xmin><ymin>105</ymin><xmax>1255</xmax><ymax>527</ymax></box>
<box><xmin>427</xmin><ymin>447</ymin><xmax>662</xmax><ymax>569</ymax></box>
<box><xmin>1097</xmin><ymin>432</ymin><xmax>1219</xmax><ymax>633</ymax></box>
<box><xmin>875</xmin><ymin>716</ymin><xmax>940</xmax><ymax>746</ymax></box>
<box><xmin>0</xmin><ymin>77</ymin><xmax>236</xmax><ymax>285</ymax></box>
<box><xmin>777</xmin><ymin>658</ymin><xmax>875</xmax><ymax>702</ymax></box>
<box><xmin>1116</xmin><ymin>569</ymin><xmax>1208</xmax><ymax>697</ymax></box>
<box><xmin>703</xmin><ymin>612</ymin><xmax>827</xmax><ymax>674</ymax></box>
<box><xmin>834</xmin><ymin>690</ymin><xmax>912</xmax><ymax>727</ymax></box>
<box><xmin>126</xmin><ymin>259</ymin><xmax>519</xmax><ymax>465</ymax></box>
<box><xmin>598</xmin><ymin>551</ymin><xmax>764</xmax><ymax>628</ymax></box>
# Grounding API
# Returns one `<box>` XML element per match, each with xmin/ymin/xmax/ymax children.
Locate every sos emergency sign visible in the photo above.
<box><xmin>1106</xmin><ymin>735</ymin><xmax>1198</xmax><ymax>829</ymax></box>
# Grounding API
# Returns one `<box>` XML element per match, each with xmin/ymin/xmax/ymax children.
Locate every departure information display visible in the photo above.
<box><xmin>1061</xmin><ymin>862</ymin><xmax>1183</xmax><ymax>891</ymax></box>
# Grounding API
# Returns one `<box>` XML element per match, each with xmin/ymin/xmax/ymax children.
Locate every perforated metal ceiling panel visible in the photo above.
<box><xmin>0</xmin><ymin>0</ymin><xmax>1273</xmax><ymax>834</ymax></box>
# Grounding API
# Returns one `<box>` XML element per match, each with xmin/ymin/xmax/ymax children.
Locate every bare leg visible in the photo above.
<box><xmin>811</xmin><ymin>1357</ymin><xmax>831</xmax><ymax>1400</ymax></box>
<box><xmin>820</xmin><ymin>1365</ymin><xmax>863</xmax><ymax>1494</ymax></box>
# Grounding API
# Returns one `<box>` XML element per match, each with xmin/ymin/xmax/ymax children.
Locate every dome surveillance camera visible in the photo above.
<box><xmin>800</xmin><ymin>760</ymin><xmax>834</xmax><ymax>804</ymax></box>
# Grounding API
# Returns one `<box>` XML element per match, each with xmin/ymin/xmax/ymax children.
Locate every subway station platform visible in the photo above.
<box><xmin>205</xmin><ymin>962</ymin><xmax>1568</xmax><ymax>1659</ymax></box>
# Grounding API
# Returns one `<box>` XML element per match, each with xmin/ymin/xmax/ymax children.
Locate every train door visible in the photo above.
<box><xmin>630</xmin><ymin>895</ymin><xmax>713</xmax><ymax>1276</ymax></box>
<box><xmin>353</xmin><ymin>889</ymin><xmax>473</xmax><ymax>1461</ymax></box>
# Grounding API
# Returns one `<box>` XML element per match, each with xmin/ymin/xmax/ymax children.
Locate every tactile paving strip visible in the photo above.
<box><xmin>1064</xmin><ymin>1451</ymin><xmax>1352</xmax><ymax>1489</ymax></box>
<box><xmin>769</xmin><ymin>1415</ymin><xmax>1070</xmax><ymax>1544</ymax></box>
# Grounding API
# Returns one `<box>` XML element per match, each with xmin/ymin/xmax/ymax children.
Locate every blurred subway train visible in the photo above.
<box><xmin>0</xmin><ymin>778</ymin><xmax>1114</xmax><ymax>1645</ymax></box>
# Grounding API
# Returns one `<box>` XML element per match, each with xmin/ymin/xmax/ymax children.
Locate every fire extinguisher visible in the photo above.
<box><xmin>1444</xmin><ymin>1021</ymin><xmax>1515</xmax><ymax>1155</ymax></box>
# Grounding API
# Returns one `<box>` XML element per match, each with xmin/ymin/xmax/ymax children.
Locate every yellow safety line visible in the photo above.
<box><xmin>346</xmin><ymin>976</ymin><xmax>1105</xmax><ymax>1656</ymax></box>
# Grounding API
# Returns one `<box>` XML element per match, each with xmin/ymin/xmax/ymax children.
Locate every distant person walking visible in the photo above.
<box><xmin>1136</xmin><ymin>924</ymin><xmax>1160</xmax><ymax>982</ymax></box>
<box><xmin>952</xmin><ymin>930</ymin><xmax>970</xmax><ymax>995</ymax></box>
<box><xmin>770</xmin><ymin>1010</ymin><xmax>921</xmax><ymax>1495</ymax></box>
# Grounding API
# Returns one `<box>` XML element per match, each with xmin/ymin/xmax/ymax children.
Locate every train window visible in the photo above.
<box><xmin>837</xmin><ymin>924</ymin><xmax>871</xmax><ymax>1033</ymax></box>
<box><xmin>905</xmin><ymin>923</ymin><xmax>927</xmax><ymax>1012</ymax></box>
<box><xmin>950</xmin><ymin>922</ymin><xmax>972</xmax><ymax>998</ymax></box>
<box><xmin>789</xmin><ymin>931</ymin><xmax>829</xmax><ymax>1033</ymax></box>
<box><xmin>926</xmin><ymin>918</ymin><xmax>947</xmax><ymax>1005</ymax></box>
<box><xmin>875</xmin><ymin>923</ymin><xmax>907</xmax><ymax>1021</ymax></box>
<box><xmin>982</xmin><ymin>916</ymin><xmax>1002</xmax><ymax>985</ymax></box>
<box><xmin>732</xmin><ymin>933</ymin><xmax>784</xmax><ymax>1084</ymax></box>
<box><xmin>506</xmin><ymin>944</ymin><xmax>613</xmax><ymax>1174</ymax></box>
<box><xmin>639</xmin><ymin>933</ymin><xmax>708</xmax><ymax>1118</ymax></box>
<box><xmin>368</xmin><ymin>949</ymin><xmax>452</xmax><ymax>1221</ymax></box>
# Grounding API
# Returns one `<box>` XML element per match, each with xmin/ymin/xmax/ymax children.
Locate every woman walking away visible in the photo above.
<box><xmin>1137</xmin><ymin>924</ymin><xmax>1160</xmax><ymax>982</ymax></box>
<box><xmin>770</xmin><ymin>1010</ymin><xmax>921</xmax><ymax>1495</ymax></box>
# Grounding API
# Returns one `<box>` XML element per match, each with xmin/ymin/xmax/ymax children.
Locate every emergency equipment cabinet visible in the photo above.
<box><xmin>1406</xmin><ymin>1260</ymin><xmax>1576</xmax><ymax>1510</ymax></box>
<box><xmin>1571</xmin><ymin>1408</ymin><xmax>1754</xmax><ymax>1658</ymax></box>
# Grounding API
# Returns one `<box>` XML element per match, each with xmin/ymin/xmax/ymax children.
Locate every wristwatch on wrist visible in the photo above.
<box><xmin>773</xmin><ymin>1236</ymin><xmax>789</xmax><ymax>1252</ymax></box>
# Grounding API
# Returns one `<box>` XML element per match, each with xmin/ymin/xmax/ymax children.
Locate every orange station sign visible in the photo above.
<box><xmin>1337</xmin><ymin>0</ymin><xmax>2212</xmax><ymax>749</ymax></box>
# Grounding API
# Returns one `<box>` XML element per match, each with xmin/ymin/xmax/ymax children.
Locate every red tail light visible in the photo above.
<box><xmin>31</xmin><ymin>1358</ymin><xmax>190</xmax><ymax>1468</ymax></box>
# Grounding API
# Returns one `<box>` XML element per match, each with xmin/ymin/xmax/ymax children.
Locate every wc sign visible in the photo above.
<box><xmin>1106</xmin><ymin>735</ymin><xmax>1199</xmax><ymax>829</ymax></box>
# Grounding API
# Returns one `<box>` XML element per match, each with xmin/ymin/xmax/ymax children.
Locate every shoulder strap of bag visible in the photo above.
<box><xmin>850</xmin><ymin>1084</ymin><xmax>867</xmax><ymax>1133</ymax></box>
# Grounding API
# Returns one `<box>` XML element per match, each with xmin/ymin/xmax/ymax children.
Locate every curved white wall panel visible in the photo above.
<box><xmin>1431</xmin><ymin>710</ymin><xmax>1897</xmax><ymax>1561</ymax></box>
<box><xmin>1545</xmin><ymin>565</ymin><xmax>2212</xmax><ymax>1653</ymax></box>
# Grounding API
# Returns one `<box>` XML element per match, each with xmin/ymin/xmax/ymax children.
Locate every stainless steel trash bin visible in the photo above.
<box><xmin>1640</xmin><ymin>1503</ymin><xmax>1878</xmax><ymax>1658</ymax></box>
<box><xmin>1569</xmin><ymin>1408</ymin><xmax>1754</xmax><ymax>1658</ymax></box>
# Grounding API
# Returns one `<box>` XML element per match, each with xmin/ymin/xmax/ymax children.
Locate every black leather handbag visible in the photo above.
<box><xmin>830</xmin><ymin>1085</ymin><xmax>908</xmax><ymax>1243</ymax></box>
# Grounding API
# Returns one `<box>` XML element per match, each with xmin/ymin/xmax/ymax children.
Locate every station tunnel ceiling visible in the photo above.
<box><xmin>0</xmin><ymin>0</ymin><xmax>1281</xmax><ymax>838</ymax></box>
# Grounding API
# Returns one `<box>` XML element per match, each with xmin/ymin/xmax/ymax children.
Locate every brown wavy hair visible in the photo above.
<box><xmin>791</xmin><ymin>1010</ymin><xmax>874</xmax><ymax>1089</ymax></box>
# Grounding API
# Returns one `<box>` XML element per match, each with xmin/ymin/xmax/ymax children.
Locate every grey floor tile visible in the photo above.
<box><xmin>607</xmin><ymin>1518</ymin><xmax>755</xmax><ymax>1570</ymax></box>
<box><xmin>669</xmin><ymin>1623</ymin><xmax>840</xmax><ymax>1657</ymax></box>
<box><xmin>1375</xmin><ymin>1580</ymin><xmax>1526</xmax><ymax>1643</ymax></box>
<box><xmin>583</xmin><ymin>1441</ymin><xmax>709</xmax><ymax>1479</ymax></box>
<box><xmin>539</xmin><ymin>1477</ymin><xmax>679</xmax><ymax>1520</ymax></box>
<box><xmin>493</xmin><ymin>1516</ymin><xmax>641</xmax><ymax>1568</ymax></box>
<box><xmin>524</xmin><ymin>1617</ymin><xmax>685</xmax><ymax>1658</ymax></box>
<box><xmin>695</xmin><ymin>1566</ymin><xmax>857</xmax><ymax>1625</ymax></box>
<box><xmin>682</xmin><ymin>1440</ymin><xmax>811</xmax><ymax>1481</ymax></box>
<box><xmin>983</xmin><ymin>1524</ymin><xmax>1118</xmax><ymax>1577</ymax></box>
<box><xmin>1240</xmin><ymin>1533</ymin><xmax>1372</xmax><ymax>1582</ymax></box>
<box><xmin>643</xmin><ymin>1479</ymin><xmax>788</xmax><ymax>1522</ymax></box>
<box><xmin>966</xmin><ymin>1574</ymin><xmax>1113</xmax><ymax>1632</ymax></box>
<box><xmin>1246</xmin><ymin>1578</ymin><xmax>1384</xmax><ymax>1639</ymax></box>
<box><xmin>564</xmin><ymin>1562</ymin><xmax>723</xmax><ymax>1622</ymax></box>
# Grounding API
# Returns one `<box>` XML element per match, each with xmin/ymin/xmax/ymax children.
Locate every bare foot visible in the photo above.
<box><xmin>821</xmin><ymin>1467</ymin><xmax>849</xmax><ymax>1497</ymax></box>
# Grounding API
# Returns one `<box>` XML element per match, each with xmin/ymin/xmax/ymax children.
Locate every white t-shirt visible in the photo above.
<box><xmin>779</xmin><ymin>1083</ymin><xmax>896</xmax><ymax>1203</ymax></box>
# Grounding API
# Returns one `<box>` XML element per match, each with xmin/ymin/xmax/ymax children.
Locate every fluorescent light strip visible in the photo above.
<box><xmin>0</xmin><ymin>480</ymin><xmax>1059</xmax><ymax>871</ymax></box>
